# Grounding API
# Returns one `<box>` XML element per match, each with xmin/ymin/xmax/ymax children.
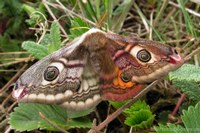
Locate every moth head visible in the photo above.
<box><xmin>12</xmin><ymin>56</ymin><xmax>59</xmax><ymax>101</ymax></box>
<box><xmin>12</xmin><ymin>51</ymin><xmax>82</xmax><ymax>104</ymax></box>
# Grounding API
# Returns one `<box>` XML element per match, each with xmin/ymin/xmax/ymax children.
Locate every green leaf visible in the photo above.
<box><xmin>123</xmin><ymin>100</ymin><xmax>150</xmax><ymax>115</ymax></box>
<box><xmin>172</xmin><ymin>80</ymin><xmax>200</xmax><ymax>101</ymax></box>
<box><xmin>123</xmin><ymin>100</ymin><xmax>155</xmax><ymax>130</ymax></box>
<box><xmin>23</xmin><ymin>3</ymin><xmax>46</xmax><ymax>27</ymax></box>
<box><xmin>66</xmin><ymin>118</ymin><xmax>92</xmax><ymax>128</ymax></box>
<box><xmin>22</xmin><ymin>41</ymin><xmax>48</xmax><ymax>59</ymax></box>
<box><xmin>9</xmin><ymin>103</ymin><xmax>92</xmax><ymax>131</ymax></box>
<box><xmin>0</xmin><ymin>35</ymin><xmax>22</xmax><ymax>52</ymax></box>
<box><xmin>110</xmin><ymin>101</ymin><xmax>127</xmax><ymax>109</ymax></box>
<box><xmin>22</xmin><ymin>4</ymin><xmax>37</xmax><ymax>17</ymax></box>
<box><xmin>40</xmin><ymin>34</ymin><xmax>52</xmax><ymax>46</ymax></box>
<box><xmin>124</xmin><ymin>110</ymin><xmax>155</xmax><ymax>129</ymax></box>
<box><xmin>157</xmin><ymin>111</ymin><xmax>172</xmax><ymax>124</ymax></box>
<box><xmin>111</xmin><ymin>0</ymin><xmax>134</xmax><ymax>32</ymax></box>
<box><xmin>48</xmin><ymin>21</ymin><xmax>62</xmax><ymax>53</ymax></box>
<box><xmin>66</xmin><ymin>109</ymin><xmax>94</xmax><ymax>119</ymax></box>
<box><xmin>169</xmin><ymin>64</ymin><xmax>200</xmax><ymax>101</ymax></box>
<box><xmin>182</xmin><ymin>102</ymin><xmax>200</xmax><ymax>133</ymax></box>
<box><xmin>177</xmin><ymin>0</ymin><xmax>199</xmax><ymax>37</ymax></box>
<box><xmin>78</xmin><ymin>0</ymin><xmax>97</xmax><ymax>21</ymax></box>
<box><xmin>169</xmin><ymin>64</ymin><xmax>200</xmax><ymax>82</ymax></box>
<box><xmin>155</xmin><ymin>123</ymin><xmax>186</xmax><ymax>133</ymax></box>
<box><xmin>69</xmin><ymin>18</ymin><xmax>90</xmax><ymax>40</ymax></box>
<box><xmin>155</xmin><ymin>102</ymin><xmax>200</xmax><ymax>133</ymax></box>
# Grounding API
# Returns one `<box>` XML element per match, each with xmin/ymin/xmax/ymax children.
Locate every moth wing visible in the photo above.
<box><xmin>60</xmin><ymin>59</ymin><xmax>101</xmax><ymax>110</ymax></box>
<box><xmin>13</xmin><ymin>29</ymin><xmax>104</xmax><ymax>111</ymax></box>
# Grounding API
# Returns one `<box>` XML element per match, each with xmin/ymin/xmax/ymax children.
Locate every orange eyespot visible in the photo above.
<box><xmin>120</xmin><ymin>73</ymin><xmax>131</xmax><ymax>83</ymax></box>
<box><xmin>112</xmin><ymin>67</ymin><xmax>135</xmax><ymax>88</ymax></box>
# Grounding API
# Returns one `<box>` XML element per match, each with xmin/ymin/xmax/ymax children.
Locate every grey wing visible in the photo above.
<box><xmin>13</xmin><ymin>29</ymin><xmax>106</xmax><ymax>111</ymax></box>
<box><xmin>59</xmin><ymin>59</ymin><xmax>101</xmax><ymax>111</ymax></box>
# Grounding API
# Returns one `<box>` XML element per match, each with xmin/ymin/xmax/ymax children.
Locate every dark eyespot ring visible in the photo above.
<box><xmin>120</xmin><ymin>73</ymin><xmax>130</xmax><ymax>83</ymax></box>
<box><xmin>44</xmin><ymin>66</ymin><xmax>59</xmax><ymax>81</ymax></box>
<box><xmin>137</xmin><ymin>49</ymin><xmax>151</xmax><ymax>62</ymax></box>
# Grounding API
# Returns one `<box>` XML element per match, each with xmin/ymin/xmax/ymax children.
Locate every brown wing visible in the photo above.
<box><xmin>85</xmin><ymin>33</ymin><xmax>184</xmax><ymax>101</ymax></box>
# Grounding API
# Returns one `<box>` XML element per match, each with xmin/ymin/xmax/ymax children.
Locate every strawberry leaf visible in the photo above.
<box><xmin>9</xmin><ymin>103</ymin><xmax>92</xmax><ymax>131</ymax></box>
<box><xmin>22</xmin><ymin>41</ymin><xmax>48</xmax><ymax>59</ymax></box>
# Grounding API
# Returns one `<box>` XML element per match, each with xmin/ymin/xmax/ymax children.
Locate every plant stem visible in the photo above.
<box><xmin>92</xmin><ymin>80</ymin><xmax>160</xmax><ymax>131</ymax></box>
<box><xmin>39</xmin><ymin>112</ymin><xmax>69</xmax><ymax>133</ymax></box>
<box><xmin>42</xmin><ymin>0</ymin><xmax>68</xmax><ymax>37</ymax></box>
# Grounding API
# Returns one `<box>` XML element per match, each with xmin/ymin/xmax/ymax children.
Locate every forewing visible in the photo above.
<box><xmin>13</xmin><ymin>29</ymin><xmax>104</xmax><ymax>111</ymax></box>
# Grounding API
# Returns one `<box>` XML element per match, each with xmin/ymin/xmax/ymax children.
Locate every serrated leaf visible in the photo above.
<box><xmin>9</xmin><ymin>103</ymin><xmax>92</xmax><ymax>131</ymax></box>
<box><xmin>169</xmin><ymin>64</ymin><xmax>200</xmax><ymax>101</ymax></box>
<box><xmin>123</xmin><ymin>100</ymin><xmax>155</xmax><ymax>130</ymax></box>
<box><xmin>155</xmin><ymin>102</ymin><xmax>200</xmax><ymax>133</ymax></box>
<box><xmin>123</xmin><ymin>100</ymin><xmax>150</xmax><ymax>115</ymax></box>
<box><xmin>155</xmin><ymin>123</ymin><xmax>186</xmax><ymax>133</ymax></box>
<box><xmin>124</xmin><ymin>110</ymin><xmax>155</xmax><ymax>130</ymax></box>
<box><xmin>169</xmin><ymin>64</ymin><xmax>200</xmax><ymax>82</ymax></box>
<box><xmin>66</xmin><ymin>108</ymin><xmax>94</xmax><ymax>119</ymax></box>
<box><xmin>22</xmin><ymin>41</ymin><xmax>48</xmax><ymax>59</ymax></box>
<box><xmin>66</xmin><ymin>118</ymin><xmax>92</xmax><ymax>128</ymax></box>
<box><xmin>172</xmin><ymin>80</ymin><xmax>200</xmax><ymax>101</ymax></box>
<box><xmin>40</xmin><ymin>34</ymin><xmax>51</xmax><ymax>46</ymax></box>
<box><xmin>182</xmin><ymin>102</ymin><xmax>200</xmax><ymax>133</ymax></box>
<box><xmin>48</xmin><ymin>21</ymin><xmax>61</xmax><ymax>53</ymax></box>
<box><xmin>69</xmin><ymin>18</ymin><xmax>90</xmax><ymax>40</ymax></box>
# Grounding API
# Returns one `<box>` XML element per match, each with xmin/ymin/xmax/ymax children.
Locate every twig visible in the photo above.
<box><xmin>39</xmin><ymin>112</ymin><xmax>69</xmax><ymax>133</ymax></box>
<box><xmin>154</xmin><ymin>0</ymin><xmax>169</xmax><ymax>26</ymax></box>
<box><xmin>194</xmin><ymin>54</ymin><xmax>199</xmax><ymax>66</ymax></box>
<box><xmin>167</xmin><ymin>46</ymin><xmax>200</xmax><ymax>122</ymax></box>
<box><xmin>161</xmin><ymin>7</ymin><xmax>176</xmax><ymax>26</ymax></box>
<box><xmin>47</xmin><ymin>0</ymin><xmax>96</xmax><ymax>26</ymax></box>
<box><xmin>1</xmin><ymin>57</ymin><xmax>34</xmax><ymax>61</ymax></box>
<box><xmin>0</xmin><ymin>69</ymin><xmax>24</xmax><ymax>72</ymax></box>
<box><xmin>42</xmin><ymin>0</ymin><xmax>68</xmax><ymax>37</ymax></box>
<box><xmin>149</xmin><ymin>11</ymin><xmax>154</xmax><ymax>40</ymax></box>
<box><xmin>4</xmin><ymin>126</ymin><xmax>12</xmax><ymax>133</ymax></box>
<box><xmin>0</xmin><ymin>59</ymin><xmax>30</xmax><ymax>67</ymax></box>
<box><xmin>0</xmin><ymin>101</ymin><xmax>17</xmax><ymax>123</ymax></box>
<box><xmin>168</xmin><ymin>0</ymin><xmax>200</xmax><ymax>17</ymax></box>
<box><xmin>184</xmin><ymin>39</ymin><xmax>200</xmax><ymax>55</ymax></box>
<box><xmin>184</xmin><ymin>46</ymin><xmax>200</xmax><ymax>62</ymax></box>
<box><xmin>0</xmin><ymin>64</ymin><xmax>28</xmax><ymax>93</ymax></box>
<box><xmin>92</xmin><ymin>80</ymin><xmax>160</xmax><ymax>131</ymax></box>
<box><xmin>0</xmin><ymin>118</ymin><xmax>8</xmax><ymax>129</ymax></box>
<box><xmin>168</xmin><ymin>94</ymin><xmax>186</xmax><ymax>123</ymax></box>
<box><xmin>1</xmin><ymin>94</ymin><xmax>12</xmax><ymax>107</ymax></box>
<box><xmin>166</xmin><ymin>38</ymin><xmax>191</xmax><ymax>43</ymax></box>
<box><xmin>133</xmin><ymin>1</ymin><xmax>149</xmax><ymax>32</ymax></box>
<box><xmin>7</xmin><ymin>101</ymin><xmax>17</xmax><ymax>113</ymax></box>
<box><xmin>181</xmin><ymin>38</ymin><xmax>195</xmax><ymax>50</ymax></box>
<box><xmin>0</xmin><ymin>52</ymin><xmax>29</xmax><ymax>55</ymax></box>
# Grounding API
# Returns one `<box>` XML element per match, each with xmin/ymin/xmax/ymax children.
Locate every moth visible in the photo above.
<box><xmin>12</xmin><ymin>28</ymin><xmax>184</xmax><ymax>111</ymax></box>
